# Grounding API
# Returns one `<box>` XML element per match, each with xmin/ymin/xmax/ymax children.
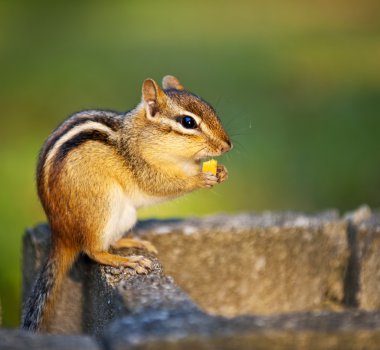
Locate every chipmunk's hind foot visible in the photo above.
<box><xmin>87</xmin><ymin>251</ymin><xmax>152</xmax><ymax>274</ymax></box>
<box><xmin>111</xmin><ymin>237</ymin><xmax>158</xmax><ymax>254</ymax></box>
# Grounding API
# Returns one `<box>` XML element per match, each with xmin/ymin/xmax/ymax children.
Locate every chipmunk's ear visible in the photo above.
<box><xmin>142</xmin><ymin>79</ymin><xmax>166</xmax><ymax>117</ymax></box>
<box><xmin>162</xmin><ymin>75</ymin><xmax>184</xmax><ymax>90</ymax></box>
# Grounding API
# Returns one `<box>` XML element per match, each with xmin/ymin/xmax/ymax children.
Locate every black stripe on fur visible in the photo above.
<box><xmin>45</xmin><ymin>114</ymin><xmax>119</xmax><ymax>153</ymax></box>
<box><xmin>53</xmin><ymin>129</ymin><xmax>113</xmax><ymax>165</ymax></box>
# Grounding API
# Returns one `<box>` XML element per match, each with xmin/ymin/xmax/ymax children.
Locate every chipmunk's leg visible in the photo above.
<box><xmin>111</xmin><ymin>238</ymin><xmax>158</xmax><ymax>254</ymax></box>
<box><xmin>84</xmin><ymin>220</ymin><xmax>153</xmax><ymax>273</ymax></box>
<box><xmin>86</xmin><ymin>251</ymin><xmax>152</xmax><ymax>273</ymax></box>
<box><xmin>78</xmin><ymin>180</ymin><xmax>152</xmax><ymax>273</ymax></box>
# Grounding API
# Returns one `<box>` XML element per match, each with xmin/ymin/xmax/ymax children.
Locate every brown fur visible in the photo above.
<box><xmin>22</xmin><ymin>76</ymin><xmax>232</xmax><ymax>331</ymax></box>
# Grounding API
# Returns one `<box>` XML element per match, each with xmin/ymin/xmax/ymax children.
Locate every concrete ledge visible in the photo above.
<box><xmin>355</xmin><ymin>213</ymin><xmax>380</xmax><ymax>309</ymax></box>
<box><xmin>0</xmin><ymin>328</ymin><xmax>99</xmax><ymax>350</ymax></box>
<box><xmin>19</xmin><ymin>207</ymin><xmax>380</xmax><ymax>349</ymax></box>
<box><xmin>135</xmin><ymin>211</ymin><xmax>348</xmax><ymax>316</ymax></box>
<box><xmin>105</xmin><ymin>310</ymin><xmax>380</xmax><ymax>350</ymax></box>
<box><xmin>4</xmin><ymin>311</ymin><xmax>380</xmax><ymax>350</ymax></box>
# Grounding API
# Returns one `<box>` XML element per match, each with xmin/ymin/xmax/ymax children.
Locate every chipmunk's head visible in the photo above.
<box><xmin>140</xmin><ymin>75</ymin><xmax>232</xmax><ymax>162</ymax></box>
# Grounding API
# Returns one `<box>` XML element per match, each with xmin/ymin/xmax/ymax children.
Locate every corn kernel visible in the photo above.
<box><xmin>202</xmin><ymin>159</ymin><xmax>218</xmax><ymax>175</ymax></box>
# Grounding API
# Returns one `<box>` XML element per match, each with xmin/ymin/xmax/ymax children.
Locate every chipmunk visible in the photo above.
<box><xmin>22</xmin><ymin>75</ymin><xmax>232</xmax><ymax>331</ymax></box>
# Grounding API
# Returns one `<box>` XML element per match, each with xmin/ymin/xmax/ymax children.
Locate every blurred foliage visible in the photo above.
<box><xmin>0</xmin><ymin>0</ymin><xmax>379</xmax><ymax>326</ymax></box>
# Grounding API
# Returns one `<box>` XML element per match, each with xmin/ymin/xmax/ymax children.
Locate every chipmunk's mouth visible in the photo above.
<box><xmin>193</xmin><ymin>146</ymin><xmax>224</xmax><ymax>162</ymax></box>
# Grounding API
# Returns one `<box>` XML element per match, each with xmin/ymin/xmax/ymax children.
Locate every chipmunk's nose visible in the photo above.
<box><xmin>220</xmin><ymin>139</ymin><xmax>233</xmax><ymax>153</ymax></box>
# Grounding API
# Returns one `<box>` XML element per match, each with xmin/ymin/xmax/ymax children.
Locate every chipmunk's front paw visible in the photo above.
<box><xmin>216</xmin><ymin>164</ymin><xmax>228</xmax><ymax>183</ymax></box>
<box><xmin>199</xmin><ymin>172</ymin><xmax>218</xmax><ymax>188</ymax></box>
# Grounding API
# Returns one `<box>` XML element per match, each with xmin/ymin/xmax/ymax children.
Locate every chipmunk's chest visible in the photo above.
<box><xmin>102</xmin><ymin>186</ymin><xmax>163</xmax><ymax>249</ymax></box>
<box><xmin>102</xmin><ymin>187</ymin><xmax>137</xmax><ymax>249</ymax></box>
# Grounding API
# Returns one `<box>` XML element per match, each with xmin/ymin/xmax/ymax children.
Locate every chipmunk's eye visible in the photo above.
<box><xmin>179</xmin><ymin>115</ymin><xmax>197</xmax><ymax>129</ymax></box>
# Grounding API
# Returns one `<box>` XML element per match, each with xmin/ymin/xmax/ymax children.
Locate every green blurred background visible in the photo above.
<box><xmin>0</xmin><ymin>0</ymin><xmax>379</xmax><ymax>326</ymax></box>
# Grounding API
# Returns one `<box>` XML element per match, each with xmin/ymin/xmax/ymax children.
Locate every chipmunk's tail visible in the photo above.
<box><xmin>21</xmin><ymin>243</ymin><xmax>78</xmax><ymax>331</ymax></box>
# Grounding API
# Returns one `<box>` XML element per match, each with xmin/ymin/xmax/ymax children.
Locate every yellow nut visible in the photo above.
<box><xmin>202</xmin><ymin>159</ymin><xmax>218</xmax><ymax>176</ymax></box>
